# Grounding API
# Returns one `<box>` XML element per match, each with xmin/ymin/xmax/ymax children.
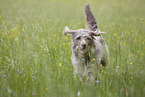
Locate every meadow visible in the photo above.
<box><xmin>0</xmin><ymin>0</ymin><xmax>145</xmax><ymax>97</ymax></box>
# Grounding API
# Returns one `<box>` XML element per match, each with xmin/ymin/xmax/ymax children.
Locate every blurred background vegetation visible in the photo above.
<box><xmin>0</xmin><ymin>0</ymin><xmax>145</xmax><ymax>97</ymax></box>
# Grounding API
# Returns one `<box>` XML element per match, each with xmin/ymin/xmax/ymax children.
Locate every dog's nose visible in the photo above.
<box><xmin>82</xmin><ymin>44</ymin><xmax>86</xmax><ymax>49</ymax></box>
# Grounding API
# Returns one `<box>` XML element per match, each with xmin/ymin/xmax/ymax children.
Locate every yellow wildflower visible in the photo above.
<box><xmin>12</xmin><ymin>29</ymin><xmax>14</xmax><ymax>32</ymax></box>
<box><xmin>59</xmin><ymin>63</ymin><xmax>62</xmax><ymax>67</ymax></box>
<box><xmin>114</xmin><ymin>33</ymin><xmax>117</xmax><ymax>36</ymax></box>
<box><xmin>1</xmin><ymin>35</ymin><xmax>4</xmax><ymax>38</ymax></box>
<box><xmin>131</xmin><ymin>30</ymin><xmax>133</xmax><ymax>32</ymax></box>
<box><xmin>137</xmin><ymin>51</ymin><xmax>139</xmax><ymax>53</ymax></box>
<box><xmin>92</xmin><ymin>58</ymin><xmax>96</xmax><ymax>61</ymax></box>
<box><xmin>45</xmin><ymin>88</ymin><xmax>48</xmax><ymax>91</ymax></box>
<box><xmin>130</xmin><ymin>62</ymin><xmax>133</xmax><ymax>64</ymax></box>
<box><xmin>100</xmin><ymin>64</ymin><xmax>102</xmax><ymax>66</ymax></box>
<box><xmin>53</xmin><ymin>34</ymin><xmax>56</xmax><ymax>37</ymax></box>
<box><xmin>3</xmin><ymin>21</ymin><xmax>5</xmax><ymax>24</ymax></box>
<box><xmin>142</xmin><ymin>42</ymin><xmax>144</xmax><ymax>45</ymax></box>
<box><xmin>0</xmin><ymin>15</ymin><xmax>1</xmax><ymax>18</ymax></box>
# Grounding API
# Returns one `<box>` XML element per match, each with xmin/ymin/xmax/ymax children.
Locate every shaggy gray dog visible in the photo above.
<box><xmin>64</xmin><ymin>4</ymin><xmax>109</xmax><ymax>81</ymax></box>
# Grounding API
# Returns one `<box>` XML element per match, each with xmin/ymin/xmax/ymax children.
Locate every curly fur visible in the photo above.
<box><xmin>64</xmin><ymin>4</ymin><xmax>109</xmax><ymax>81</ymax></box>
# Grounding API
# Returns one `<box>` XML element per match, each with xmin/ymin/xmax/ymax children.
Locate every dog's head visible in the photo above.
<box><xmin>72</xmin><ymin>29</ymin><xmax>94</xmax><ymax>54</ymax></box>
<box><xmin>64</xmin><ymin>4</ymin><xmax>106</xmax><ymax>56</ymax></box>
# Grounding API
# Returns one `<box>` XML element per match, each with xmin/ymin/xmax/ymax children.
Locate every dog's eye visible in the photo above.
<box><xmin>87</xmin><ymin>38</ymin><xmax>91</xmax><ymax>41</ymax></box>
<box><xmin>76</xmin><ymin>37</ymin><xmax>81</xmax><ymax>40</ymax></box>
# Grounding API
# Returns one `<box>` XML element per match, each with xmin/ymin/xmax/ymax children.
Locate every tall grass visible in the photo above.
<box><xmin>0</xmin><ymin>0</ymin><xmax>145</xmax><ymax>97</ymax></box>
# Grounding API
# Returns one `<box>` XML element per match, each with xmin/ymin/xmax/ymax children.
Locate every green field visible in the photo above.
<box><xmin>0</xmin><ymin>0</ymin><xmax>145</xmax><ymax>97</ymax></box>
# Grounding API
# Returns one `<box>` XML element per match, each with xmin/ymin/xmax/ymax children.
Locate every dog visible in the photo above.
<box><xmin>64</xmin><ymin>4</ymin><xmax>109</xmax><ymax>81</ymax></box>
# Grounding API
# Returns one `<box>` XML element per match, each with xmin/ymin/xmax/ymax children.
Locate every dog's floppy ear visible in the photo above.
<box><xmin>85</xmin><ymin>4</ymin><xmax>98</xmax><ymax>31</ymax></box>
<box><xmin>64</xmin><ymin>26</ymin><xmax>77</xmax><ymax>35</ymax></box>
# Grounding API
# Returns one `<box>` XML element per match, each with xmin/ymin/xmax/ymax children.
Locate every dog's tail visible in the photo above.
<box><xmin>84</xmin><ymin>4</ymin><xmax>98</xmax><ymax>31</ymax></box>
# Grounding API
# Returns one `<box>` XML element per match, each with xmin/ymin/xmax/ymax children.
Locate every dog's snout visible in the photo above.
<box><xmin>82</xmin><ymin>44</ymin><xmax>86</xmax><ymax>48</ymax></box>
<box><xmin>80</xmin><ymin>39</ymin><xmax>87</xmax><ymax>49</ymax></box>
